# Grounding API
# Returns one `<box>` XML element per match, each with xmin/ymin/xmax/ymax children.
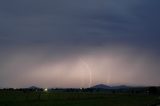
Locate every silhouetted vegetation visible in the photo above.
<box><xmin>0</xmin><ymin>86</ymin><xmax>160</xmax><ymax>106</ymax></box>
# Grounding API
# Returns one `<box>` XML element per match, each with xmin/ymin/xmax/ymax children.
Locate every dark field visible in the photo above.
<box><xmin>0</xmin><ymin>91</ymin><xmax>160</xmax><ymax>106</ymax></box>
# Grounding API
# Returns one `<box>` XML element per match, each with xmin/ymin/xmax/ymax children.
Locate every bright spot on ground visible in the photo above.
<box><xmin>44</xmin><ymin>88</ymin><xmax>48</xmax><ymax>92</ymax></box>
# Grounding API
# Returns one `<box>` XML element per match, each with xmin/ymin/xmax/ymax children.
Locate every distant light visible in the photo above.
<box><xmin>44</xmin><ymin>88</ymin><xmax>48</xmax><ymax>92</ymax></box>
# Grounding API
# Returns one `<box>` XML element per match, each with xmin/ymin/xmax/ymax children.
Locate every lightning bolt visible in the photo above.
<box><xmin>79</xmin><ymin>57</ymin><xmax>92</xmax><ymax>88</ymax></box>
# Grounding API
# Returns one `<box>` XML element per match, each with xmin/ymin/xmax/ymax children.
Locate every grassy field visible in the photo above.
<box><xmin>0</xmin><ymin>91</ymin><xmax>159</xmax><ymax>106</ymax></box>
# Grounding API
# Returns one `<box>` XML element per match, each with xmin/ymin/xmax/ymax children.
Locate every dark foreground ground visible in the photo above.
<box><xmin>0</xmin><ymin>91</ymin><xmax>160</xmax><ymax>106</ymax></box>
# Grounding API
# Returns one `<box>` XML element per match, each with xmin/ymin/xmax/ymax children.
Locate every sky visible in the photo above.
<box><xmin>0</xmin><ymin>0</ymin><xmax>160</xmax><ymax>88</ymax></box>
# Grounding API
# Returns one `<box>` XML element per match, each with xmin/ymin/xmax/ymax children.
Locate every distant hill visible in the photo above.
<box><xmin>91</xmin><ymin>84</ymin><xmax>111</xmax><ymax>89</ymax></box>
<box><xmin>91</xmin><ymin>84</ymin><xmax>130</xmax><ymax>89</ymax></box>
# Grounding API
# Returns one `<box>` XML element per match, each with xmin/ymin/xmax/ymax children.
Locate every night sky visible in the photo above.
<box><xmin>0</xmin><ymin>0</ymin><xmax>160</xmax><ymax>88</ymax></box>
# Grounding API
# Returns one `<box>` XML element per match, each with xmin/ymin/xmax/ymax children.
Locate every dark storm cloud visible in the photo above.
<box><xmin>0</xmin><ymin>0</ymin><xmax>160</xmax><ymax>87</ymax></box>
<box><xmin>0</xmin><ymin>0</ymin><xmax>159</xmax><ymax>47</ymax></box>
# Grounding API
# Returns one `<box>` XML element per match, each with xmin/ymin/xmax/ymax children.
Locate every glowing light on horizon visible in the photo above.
<box><xmin>44</xmin><ymin>88</ymin><xmax>48</xmax><ymax>92</ymax></box>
